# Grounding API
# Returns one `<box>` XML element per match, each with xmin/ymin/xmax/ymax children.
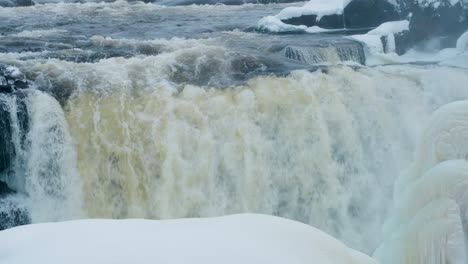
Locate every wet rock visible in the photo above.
<box><xmin>0</xmin><ymin>66</ymin><xmax>30</xmax><ymax>175</ymax></box>
<box><xmin>344</xmin><ymin>0</ymin><xmax>401</xmax><ymax>29</ymax></box>
<box><xmin>0</xmin><ymin>65</ymin><xmax>30</xmax><ymax>94</ymax></box>
<box><xmin>0</xmin><ymin>181</ymin><xmax>14</xmax><ymax>196</ymax></box>
<box><xmin>381</xmin><ymin>30</ymin><xmax>412</xmax><ymax>55</ymax></box>
<box><xmin>282</xmin><ymin>14</ymin><xmax>344</xmax><ymax>29</ymax></box>
<box><xmin>0</xmin><ymin>200</ymin><xmax>30</xmax><ymax>231</ymax></box>
<box><xmin>0</xmin><ymin>96</ymin><xmax>14</xmax><ymax>175</ymax></box>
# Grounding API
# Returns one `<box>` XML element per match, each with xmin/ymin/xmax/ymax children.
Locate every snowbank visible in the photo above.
<box><xmin>375</xmin><ymin>100</ymin><xmax>468</xmax><ymax>264</ymax></box>
<box><xmin>0</xmin><ymin>214</ymin><xmax>378</xmax><ymax>264</ymax></box>
<box><xmin>367</xmin><ymin>20</ymin><xmax>409</xmax><ymax>36</ymax></box>
<box><xmin>276</xmin><ymin>0</ymin><xmax>352</xmax><ymax>21</ymax></box>
<box><xmin>257</xmin><ymin>0</ymin><xmax>352</xmax><ymax>33</ymax></box>
<box><xmin>257</xmin><ymin>15</ymin><xmax>330</xmax><ymax>33</ymax></box>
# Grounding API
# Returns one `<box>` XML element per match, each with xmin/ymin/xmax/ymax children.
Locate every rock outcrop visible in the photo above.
<box><xmin>406</xmin><ymin>0</ymin><xmax>468</xmax><ymax>48</ymax></box>
<box><xmin>281</xmin><ymin>0</ymin><xmax>401</xmax><ymax>29</ymax></box>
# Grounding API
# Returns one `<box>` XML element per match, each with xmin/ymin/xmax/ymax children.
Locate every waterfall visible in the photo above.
<box><xmin>0</xmin><ymin>90</ymin><xmax>83</xmax><ymax>227</ymax></box>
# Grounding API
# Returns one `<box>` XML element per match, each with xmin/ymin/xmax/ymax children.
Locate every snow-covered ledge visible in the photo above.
<box><xmin>0</xmin><ymin>214</ymin><xmax>378</xmax><ymax>264</ymax></box>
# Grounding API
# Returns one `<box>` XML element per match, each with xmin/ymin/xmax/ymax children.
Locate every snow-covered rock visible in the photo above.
<box><xmin>367</xmin><ymin>20</ymin><xmax>409</xmax><ymax>35</ymax></box>
<box><xmin>348</xmin><ymin>20</ymin><xmax>410</xmax><ymax>54</ymax></box>
<box><xmin>276</xmin><ymin>0</ymin><xmax>352</xmax><ymax>21</ymax></box>
<box><xmin>0</xmin><ymin>214</ymin><xmax>378</xmax><ymax>264</ymax></box>
<box><xmin>257</xmin><ymin>16</ymin><xmax>308</xmax><ymax>33</ymax></box>
<box><xmin>258</xmin><ymin>0</ymin><xmax>400</xmax><ymax>32</ymax></box>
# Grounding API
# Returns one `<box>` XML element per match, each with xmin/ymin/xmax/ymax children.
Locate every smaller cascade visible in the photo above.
<box><xmin>283</xmin><ymin>40</ymin><xmax>365</xmax><ymax>65</ymax></box>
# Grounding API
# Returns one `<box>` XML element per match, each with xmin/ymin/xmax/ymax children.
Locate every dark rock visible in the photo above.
<box><xmin>344</xmin><ymin>0</ymin><xmax>401</xmax><ymax>29</ymax></box>
<box><xmin>407</xmin><ymin>0</ymin><xmax>468</xmax><ymax>48</ymax></box>
<box><xmin>381</xmin><ymin>29</ymin><xmax>412</xmax><ymax>55</ymax></box>
<box><xmin>0</xmin><ymin>65</ymin><xmax>30</xmax><ymax>175</ymax></box>
<box><xmin>282</xmin><ymin>14</ymin><xmax>344</xmax><ymax>29</ymax></box>
<box><xmin>0</xmin><ymin>181</ymin><xmax>14</xmax><ymax>196</ymax></box>
<box><xmin>0</xmin><ymin>201</ymin><xmax>30</xmax><ymax>231</ymax></box>
<box><xmin>0</xmin><ymin>65</ymin><xmax>30</xmax><ymax>94</ymax></box>
<box><xmin>281</xmin><ymin>0</ymin><xmax>401</xmax><ymax>29</ymax></box>
<box><xmin>0</xmin><ymin>96</ymin><xmax>14</xmax><ymax>175</ymax></box>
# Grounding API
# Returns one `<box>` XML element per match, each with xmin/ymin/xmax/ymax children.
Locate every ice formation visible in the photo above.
<box><xmin>375</xmin><ymin>101</ymin><xmax>468</xmax><ymax>264</ymax></box>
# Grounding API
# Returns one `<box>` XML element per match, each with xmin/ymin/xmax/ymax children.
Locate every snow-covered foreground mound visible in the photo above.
<box><xmin>374</xmin><ymin>101</ymin><xmax>468</xmax><ymax>264</ymax></box>
<box><xmin>0</xmin><ymin>214</ymin><xmax>377</xmax><ymax>264</ymax></box>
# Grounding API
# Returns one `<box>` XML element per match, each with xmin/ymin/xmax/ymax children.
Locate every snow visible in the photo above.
<box><xmin>365</xmin><ymin>47</ymin><xmax>468</xmax><ymax>68</ymax></box>
<box><xmin>367</xmin><ymin>20</ymin><xmax>409</xmax><ymax>36</ymax></box>
<box><xmin>257</xmin><ymin>16</ymin><xmax>307</xmax><ymax>33</ymax></box>
<box><xmin>276</xmin><ymin>0</ymin><xmax>353</xmax><ymax>21</ymax></box>
<box><xmin>348</xmin><ymin>34</ymin><xmax>385</xmax><ymax>53</ymax></box>
<box><xmin>257</xmin><ymin>0</ymin><xmax>352</xmax><ymax>33</ymax></box>
<box><xmin>0</xmin><ymin>214</ymin><xmax>378</xmax><ymax>264</ymax></box>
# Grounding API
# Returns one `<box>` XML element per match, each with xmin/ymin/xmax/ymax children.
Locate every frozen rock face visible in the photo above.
<box><xmin>375</xmin><ymin>101</ymin><xmax>468</xmax><ymax>264</ymax></box>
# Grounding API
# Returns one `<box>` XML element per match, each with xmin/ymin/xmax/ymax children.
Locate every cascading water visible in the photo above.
<box><xmin>4</xmin><ymin>43</ymin><xmax>468</xmax><ymax>252</ymax></box>
<box><xmin>0</xmin><ymin>89</ymin><xmax>82</xmax><ymax>226</ymax></box>
<box><xmin>283</xmin><ymin>42</ymin><xmax>365</xmax><ymax>65</ymax></box>
<box><xmin>1</xmin><ymin>0</ymin><xmax>468</xmax><ymax>262</ymax></box>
